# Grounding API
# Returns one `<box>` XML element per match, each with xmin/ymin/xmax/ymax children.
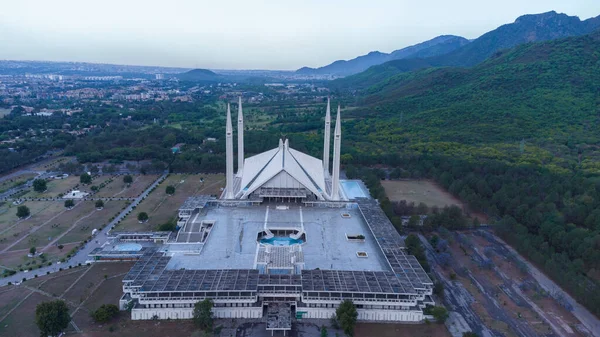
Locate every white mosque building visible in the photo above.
<box><xmin>223</xmin><ymin>97</ymin><xmax>344</xmax><ymax>202</ymax></box>
<box><xmin>91</xmin><ymin>98</ymin><xmax>434</xmax><ymax>333</ymax></box>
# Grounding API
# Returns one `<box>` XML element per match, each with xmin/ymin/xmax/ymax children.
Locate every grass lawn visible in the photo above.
<box><xmin>0</xmin><ymin>201</ymin><xmax>65</xmax><ymax>251</ymax></box>
<box><xmin>381</xmin><ymin>180</ymin><xmax>463</xmax><ymax>208</ymax></box>
<box><xmin>95</xmin><ymin>174</ymin><xmax>159</xmax><ymax>198</ymax></box>
<box><xmin>355</xmin><ymin>322</ymin><xmax>451</xmax><ymax>337</ymax></box>
<box><xmin>57</xmin><ymin>200</ymin><xmax>128</xmax><ymax>245</ymax></box>
<box><xmin>0</xmin><ymin>263</ymin><xmax>134</xmax><ymax>337</ymax></box>
<box><xmin>21</xmin><ymin>175</ymin><xmax>81</xmax><ymax>199</ymax></box>
<box><xmin>0</xmin><ymin>291</ymin><xmax>69</xmax><ymax>337</ymax></box>
<box><xmin>115</xmin><ymin>174</ymin><xmax>224</xmax><ymax>231</ymax></box>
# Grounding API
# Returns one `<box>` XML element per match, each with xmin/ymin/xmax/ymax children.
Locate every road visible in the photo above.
<box><xmin>0</xmin><ymin>172</ymin><xmax>167</xmax><ymax>287</ymax></box>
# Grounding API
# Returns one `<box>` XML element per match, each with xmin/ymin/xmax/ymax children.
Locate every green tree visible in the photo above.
<box><xmin>91</xmin><ymin>304</ymin><xmax>119</xmax><ymax>323</ymax></box>
<box><xmin>30</xmin><ymin>246</ymin><xmax>36</xmax><ymax>255</ymax></box>
<box><xmin>408</xmin><ymin>215</ymin><xmax>421</xmax><ymax>227</ymax></box>
<box><xmin>33</xmin><ymin>179</ymin><xmax>47</xmax><ymax>192</ymax></box>
<box><xmin>430</xmin><ymin>235</ymin><xmax>440</xmax><ymax>249</ymax></box>
<box><xmin>137</xmin><ymin>212</ymin><xmax>149</xmax><ymax>223</ymax></box>
<box><xmin>335</xmin><ymin>300</ymin><xmax>357</xmax><ymax>337</ymax></box>
<box><xmin>35</xmin><ymin>300</ymin><xmax>70</xmax><ymax>337</ymax></box>
<box><xmin>321</xmin><ymin>325</ymin><xmax>328</xmax><ymax>337</ymax></box>
<box><xmin>80</xmin><ymin>173</ymin><xmax>92</xmax><ymax>184</ymax></box>
<box><xmin>431</xmin><ymin>306</ymin><xmax>449</xmax><ymax>323</ymax></box>
<box><xmin>95</xmin><ymin>200</ymin><xmax>104</xmax><ymax>209</ymax></box>
<box><xmin>193</xmin><ymin>299</ymin><xmax>214</xmax><ymax>331</ymax></box>
<box><xmin>64</xmin><ymin>199</ymin><xmax>75</xmax><ymax>209</ymax></box>
<box><xmin>123</xmin><ymin>175</ymin><xmax>133</xmax><ymax>185</ymax></box>
<box><xmin>89</xmin><ymin>165</ymin><xmax>100</xmax><ymax>175</ymax></box>
<box><xmin>158</xmin><ymin>221</ymin><xmax>177</xmax><ymax>232</ymax></box>
<box><xmin>433</xmin><ymin>281</ymin><xmax>444</xmax><ymax>297</ymax></box>
<box><xmin>165</xmin><ymin>185</ymin><xmax>175</xmax><ymax>195</ymax></box>
<box><xmin>463</xmin><ymin>332</ymin><xmax>479</xmax><ymax>337</ymax></box>
<box><xmin>16</xmin><ymin>205</ymin><xmax>30</xmax><ymax>218</ymax></box>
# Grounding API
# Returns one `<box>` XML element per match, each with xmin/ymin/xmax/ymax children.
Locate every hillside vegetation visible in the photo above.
<box><xmin>342</xmin><ymin>31</ymin><xmax>600</xmax><ymax>170</ymax></box>
<box><xmin>334</xmin><ymin>31</ymin><xmax>600</xmax><ymax>316</ymax></box>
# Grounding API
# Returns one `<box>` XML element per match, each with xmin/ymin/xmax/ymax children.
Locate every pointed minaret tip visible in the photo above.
<box><xmin>237</xmin><ymin>96</ymin><xmax>244</xmax><ymax>177</ymax></box>
<box><xmin>335</xmin><ymin>104</ymin><xmax>341</xmax><ymax>134</ymax></box>
<box><xmin>323</xmin><ymin>98</ymin><xmax>332</xmax><ymax>173</ymax></box>
<box><xmin>226</xmin><ymin>103</ymin><xmax>232</xmax><ymax>132</ymax></box>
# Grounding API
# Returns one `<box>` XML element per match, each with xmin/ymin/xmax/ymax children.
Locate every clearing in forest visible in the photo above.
<box><xmin>381</xmin><ymin>180</ymin><xmax>463</xmax><ymax>208</ymax></box>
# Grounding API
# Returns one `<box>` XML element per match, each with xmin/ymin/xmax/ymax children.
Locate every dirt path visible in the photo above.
<box><xmin>41</xmin><ymin>209</ymin><xmax>97</xmax><ymax>252</ymax></box>
<box><xmin>60</xmin><ymin>266</ymin><xmax>92</xmax><ymax>298</ymax></box>
<box><xmin>0</xmin><ymin>290</ymin><xmax>33</xmax><ymax>323</ymax></box>
<box><xmin>112</xmin><ymin>176</ymin><xmax>140</xmax><ymax>197</ymax></box>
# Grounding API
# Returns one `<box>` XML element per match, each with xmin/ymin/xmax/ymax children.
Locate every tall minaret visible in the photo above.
<box><xmin>331</xmin><ymin>105</ymin><xmax>342</xmax><ymax>200</ymax></box>
<box><xmin>237</xmin><ymin>96</ymin><xmax>244</xmax><ymax>177</ymax></box>
<box><xmin>225</xmin><ymin>103</ymin><xmax>234</xmax><ymax>199</ymax></box>
<box><xmin>323</xmin><ymin>97</ymin><xmax>331</xmax><ymax>174</ymax></box>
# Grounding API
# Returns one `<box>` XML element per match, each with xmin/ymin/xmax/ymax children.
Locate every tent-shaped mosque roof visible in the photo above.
<box><xmin>237</xmin><ymin>139</ymin><xmax>327</xmax><ymax>200</ymax></box>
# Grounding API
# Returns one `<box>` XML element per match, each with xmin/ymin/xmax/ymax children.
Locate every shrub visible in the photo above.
<box><xmin>91</xmin><ymin>304</ymin><xmax>120</xmax><ymax>323</ymax></box>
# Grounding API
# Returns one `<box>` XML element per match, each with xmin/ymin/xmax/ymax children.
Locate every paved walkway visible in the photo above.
<box><xmin>0</xmin><ymin>172</ymin><xmax>167</xmax><ymax>287</ymax></box>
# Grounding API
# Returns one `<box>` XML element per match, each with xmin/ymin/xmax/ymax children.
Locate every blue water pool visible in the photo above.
<box><xmin>340</xmin><ymin>180</ymin><xmax>367</xmax><ymax>199</ymax></box>
<box><xmin>115</xmin><ymin>243</ymin><xmax>142</xmax><ymax>251</ymax></box>
<box><xmin>260</xmin><ymin>237</ymin><xmax>303</xmax><ymax>246</ymax></box>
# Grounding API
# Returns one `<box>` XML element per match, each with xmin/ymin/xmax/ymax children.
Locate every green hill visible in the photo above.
<box><xmin>177</xmin><ymin>68</ymin><xmax>223</xmax><ymax>82</ymax></box>
<box><xmin>336</xmin><ymin>30</ymin><xmax>600</xmax><ymax>316</ymax></box>
<box><xmin>342</xmin><ymin>30</ymin><xmax>600</xmax><ymax>154</ymax></box>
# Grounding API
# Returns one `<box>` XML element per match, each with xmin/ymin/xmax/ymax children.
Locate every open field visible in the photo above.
<box><xmin>0</xmin><ymin>197</ymin><xmax>126</xmax><ymax>254</ymax></box>
<box><xmin>0</xmin><ymin>108</ymin><xmax>11</xmax><ymax>117</ymax></box>
<box><xmin>0</xmin><ymin>291</ymin><xmax>66</xmax><ymax>337</ymax></box>
<box><xmin>0</xmin><ymin>263</ymin><xmax>134</xmax><ymax>337</ymax></box>
<box><xmin>0</xmin><ymin>242</ymin><xmax>79</xmax><ymax>271</ymax></box>
<box><xmin>423</xmin><ymin>230</ymin><xmax>590</xmax><ymax>337</ymax></box>
<box><xmin>381</xmin><ymin>180</ymin><xmax>463</xmax><ymax>208</ymax></box>
<box><xmin>57</xmin><ymin>200</ymin><xmax>127</xmax><ymax>245</ymax></box>
<box><xmin>0</xmin><ymin>201</ymin><xmax>65</xmax><ymax>250</ymax></box>
<box><xmin>115</xmin><ymin>173</ymin><xmax>224</xmax><ymax>231</ymax></box>
<box><xmin>0</xmin><ymin>285</ymin><xmax>31</xmax><ymax>318</ymax></box>
<box><xmin>355</xmin><ymin>322</ymin><xmax>451</xmax><ymax>337</ymax></box>
<box><xmin>20</xmin><ymin>175</ymin><xmax>81</xmax><ymax>199</ymax></box>
<box><xmin>95</xmin><ymin>174</ymin><xmax>160</xmax><ymax>198</ymax></box>
<box><xmin>8</xmin><ymin>200</ymin><xmax>126</xmax><ymax>251</ymax></box>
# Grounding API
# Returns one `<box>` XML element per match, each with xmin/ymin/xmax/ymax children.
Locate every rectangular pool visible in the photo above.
<box><xmin>340</xmin><ymin>180</ymin><xmax>368</xmax><ymax>199</ymax></box>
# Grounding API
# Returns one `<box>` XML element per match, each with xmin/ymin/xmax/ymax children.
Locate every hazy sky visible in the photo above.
<box><xmin>0</xmin><ymin>0</ymin><xmax>598</xmax><ymax>70</ymax></box>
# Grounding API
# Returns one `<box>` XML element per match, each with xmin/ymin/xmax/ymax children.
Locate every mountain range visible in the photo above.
<box><xmin>303</xmin><ymin>11</ymin><xmax>600</xmax><ymax>79</ymax></box>
<box><xmin>296</xmin><ymin>35</ymin><xmax>469</xmax><ymax>76</ymax></box>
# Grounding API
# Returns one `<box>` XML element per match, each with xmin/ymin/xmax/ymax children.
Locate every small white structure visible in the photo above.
<box><xmin>64</xmin><ymin>190</ymin><xmax>89</xmax><ymax>199</ymax></box>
